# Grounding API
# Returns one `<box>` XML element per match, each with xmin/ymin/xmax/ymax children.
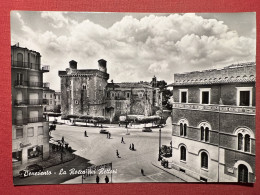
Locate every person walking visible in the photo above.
<box><xmin>141</xmin><ymin>169</ymin><xmax>144</xmax><ymax>176</ymax></box>
<box><xmin>84</xmin><ymin>130</ymin><xmax>88</xmax><ymax>137</ymax></box>
<box><xmin>121</xmin><ymin>137</ymin><xmax>124</xmax><ymax>143</ymax></box>
<box><xmin>96</xmin><ymin>175</ymin><xmax>100</xmax><ymax>184</ymax></box>
<box><xmin>105</xmin><ymin>175</ymin><xmax>109</xmax><ymax>183</ymax></box>
<box><xmin>116</xmin><ymin>150</ymin><xmax>119</xmax><ymax>158</ymax></box>
<box><xmin>129</xmin><ymin>144</ymin><xmax>132</xmax><ymax>150</ymax></box>
<box><xmin>132</xmin><ymin>143</ymin><xmax>135</xmax><ymax>151</ymax></box>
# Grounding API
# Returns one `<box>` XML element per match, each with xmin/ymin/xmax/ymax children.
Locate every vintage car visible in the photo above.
<box><xmin>99</xmin><ymin>129</ymin><xmax>109</xmax><ymax>134</ymax></box>
<box><xmin>19</xmin><ymin>164</ymin><xmax>43</xmax><ymax>178</ymax></box>
<box><xmin>142</xmin><ymin>127</ymin><xmax>152</xmax><ymax>132</ymax></box>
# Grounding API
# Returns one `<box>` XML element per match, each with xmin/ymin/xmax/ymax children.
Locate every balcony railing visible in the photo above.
<box><xmin>42</xmin><ymin>65</ymin><xmax>50</xmax><ymax>72</ymax></box>
<box><xmin>14</xmin><ymin>99</ymin><xmax>43</xmax><ymax>106</ymax></box>
<box><xmin>12</xmin><ymin>61</ymin><xmax>50</xmax><ymax>72</ymax></box>
<box><xmin>28</xmin><ymin>117</ymin><xmax>46</xmax><ymax>123</ymax></box>
<box><xmin>13</xmin><ymin>119</ymin><xmax>27</xmax><ymax>125</ymax></box>
<box><xmin>14</xmin><ymin>81</ymin><xmax>43</xmax><ymax>88</ymax></box>
<box><xmin>172</xmin><ymin>103</ymin><xmax>255</xmax><ymax>115</ymax></box>
<box><xmin>13</xmin><ymin>117</ymin><xmax>46</xmax><ymax>125</ymax></box>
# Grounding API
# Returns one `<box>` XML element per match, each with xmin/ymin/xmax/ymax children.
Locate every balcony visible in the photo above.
<box><xmin>13</xmin><ymin>99</ymin><xmax>43</xmax><ymax>106</ymax></box>
<box><xmin>12</xmin><ymin>61</ymin><xmax>50</xmax><ymax>72</ymax></box>
<box><xmin>42</xmin><ymin>65</ymin><xmax>50</xmax><ymax>72</ymax></box>
<box><xmin>13</xmin><ymin>118</ymin><xmax>27</xmax><ymax>126</ymax></box>
<box><xmin>14</xmin><ymin>81</ymin><xmax>43</xmax><ymax>88</ymax></box>
<box><xmin>13</xmin><ymin>117</ymin><xmax>46</xmax><ymax>125</ymax></box>
<box><xmin>172</xmin><ymin>103</ymin><xmax>255</xmax><ymax>115</ymax></box>
<box><xmin>28</xmin><ymin>117</ymin><xmax>46</xmax><ymax>123</ymax></box>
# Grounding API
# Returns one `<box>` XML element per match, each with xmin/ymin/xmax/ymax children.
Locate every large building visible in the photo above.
<box><xmin>43</xmin><ymin>82</ymin><xmax>55</xmax><ymax>112</ymax></box>
<box><xmin>58</xmin><ymin>59</ymin><xmax>162</xmax><ymax>120</ymax></box>
<box><xmin>169</xmin><ymin>62</ymin><xmax>256</xmax><ymax>183</ymax></box>
<box><xmin>105</xmin><ymin>82</ymin><xmax>162</xmax><ymax>121</ymax></box>
<box><xmin>11</xmin><ymin>45</ymin><xmax>50</xmax><ymax>173</ymax></box>
<box><xmin>58</xmin><ymin>59</ymin><xmax>109</xmax><ymax>117</ymax></box>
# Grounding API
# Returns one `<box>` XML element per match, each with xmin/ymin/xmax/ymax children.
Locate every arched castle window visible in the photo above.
<box><xmin>201</xmin><ymin>152</ymin><xmax>208</xmax><ymax>169</ymax></box>
<box><xmin>198</xmin><ymin>121</ymin><xmax>211</xmax><ymax>142</ymax></box>
<box><xmin>234</xmin><ymin>127</ymin><xmax>254</xmax><ymax>153</ymax></box>
<box><xmin>178</xmin><ymin>118</ymin><xmax>189</xmax><ymax>137</ymax></box>
<box><xmin>180</xmin><ymin>145</ymin><xmax>186</xmax><ymax>161</ymax></box>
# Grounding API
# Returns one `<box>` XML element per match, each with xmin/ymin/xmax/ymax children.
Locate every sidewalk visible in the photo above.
<box><xmin>151</xmin><ymin>161</ymin><xmax>200</xmax><ymax>182</ymax></box>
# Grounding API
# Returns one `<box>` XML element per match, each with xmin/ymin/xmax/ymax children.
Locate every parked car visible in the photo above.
<box><xmin>19</xmin><ymin>164</ymin><xmax>43</xmax><ymax>178</ymax></box>
<box><xmin>99</xmin><ymin>129</ymin><xmax>109</xmax><ymax>134</ymax></box>
<box><xmin>142</xmin><ymin>127</ymin><xmax>152</xmax><ymax>132</ymax></box>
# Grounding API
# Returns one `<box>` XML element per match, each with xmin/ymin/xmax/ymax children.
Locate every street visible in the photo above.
<box><xmin>14</xmin><ymin>122</ymin><xmax>184</xmax><ymax>185</ymax></box>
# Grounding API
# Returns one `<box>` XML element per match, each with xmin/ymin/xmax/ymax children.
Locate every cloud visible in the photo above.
<box><xmin>41</xmin><ymin>12</ymin><xmax>68</xmax><ymax>28</ymax></box>
<box><xmin>11</xmin><ymin>12</ymin><xmax>256</xmax><ymax>90</ymax></box>
<box><xmin>148</xmin><ymin>61</ymin><xmax>169</xmax><ymax>73</ymax></box>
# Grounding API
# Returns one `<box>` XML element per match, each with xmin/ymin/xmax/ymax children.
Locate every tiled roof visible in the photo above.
<box><xmin>169</xmin><ymin>62</ymin><xmax>256</xmax><ymax>86</ymax></box>
<box><xmin>107</xmin><ymin>82</ymin><xmax>152</xmax><ymax>89</ymax></box>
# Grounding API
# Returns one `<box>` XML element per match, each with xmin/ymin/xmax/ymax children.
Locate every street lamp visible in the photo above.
<box><xmin>158</xmin><ymin>110</ymin><xmax>162</xmax><ymax>161</ymax></box>
<box><xmin>126</xmin><ymin>104</ymin><xmax>130</xmax><ymax>135</ymax></box>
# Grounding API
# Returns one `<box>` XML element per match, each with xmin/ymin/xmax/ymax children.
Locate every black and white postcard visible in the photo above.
<box><xmin>11</xmin><ymin>11</ymin><xmax>256</xmax><ymax>185</ymax></box>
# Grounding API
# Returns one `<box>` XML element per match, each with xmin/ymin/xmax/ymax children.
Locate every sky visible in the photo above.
<box><xmin>11</xmin><ymin>11</ymin><xmax>256</xmax><ymax>91</ymax></box>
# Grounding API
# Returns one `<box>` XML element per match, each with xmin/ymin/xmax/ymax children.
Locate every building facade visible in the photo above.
<box><xmin>58</xmin><ymin>59</ymin><xmax>109</xmax><ymax>117</ymax></box>
<box><xmin>169</xmin><ymin>62</ymin><xmax>256</xmax><ymax>183</ymax></box>
<box><xmin>54</xmin><ymin>91</ymin><xmax>61</xmax><ymax>113</ymax></box>
<box><xmin>11</xmin><ymin>45</ymin><xmax>50</xmax><ymax>173</ymax></box>
<box><xmin>59</xmin><ymin>59</ymin><xmax>162</xmax><ymax>121</ymax></box>
<box><xmin>105</xmin><ymin>82</ymin><xmax>162</xmax><ymax>121</ymax></box>
<box><xmin>43</xmin><ymin>82</ymin><xmax>55</xmax><ymax>112</ymax></box>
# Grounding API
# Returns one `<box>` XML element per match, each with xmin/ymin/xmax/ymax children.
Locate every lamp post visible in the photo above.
<box><xmin>126</xmin><ymin>104</ymin><xmax>130</xmax><ymax>135</ymax></box>
<box><xmin>158</xmin><ymin>110</ymin><xmax>162</xmax><ymax>161</ymax></box>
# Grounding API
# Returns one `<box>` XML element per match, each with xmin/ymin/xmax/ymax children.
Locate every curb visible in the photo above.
<box><xmin>151</xmin><ymin>162</ymin><xmax>187</xmax><ymax>182</ymax></box>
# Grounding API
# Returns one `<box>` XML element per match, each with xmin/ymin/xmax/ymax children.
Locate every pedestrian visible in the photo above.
<box><xmin>121</xmin><ymin>137</ymin><xmax>124</xmax><ymax>143</ymax></box>
<box><xmin>129</xmin><ymin>144</ymin><xmax>132</xmax><ymax>150</ymax></box>
<box><xmin>84</xmin><ymin>130</ymin><xmax>87</xmax><ymax>137</ymax></box>
<box><xmin>61</xmin><ymin>136</ymin><xmax>64</xmax><ymax>143</ymax></box>
<box><xmin>109</xmin><ymin>133</ymin><xmax>111</xmax><ymax>139</ymax></box>
<box><xmin>96</xmin><ymin>175</ymin><xmax>100</xmax><ymax>184</ymax></box>
<box><xmin>105</xmin><ymin>175</ymin><xmax>109</xmax><ymax>183</ymax></box>
<box><xmin>132</xmin><ymin>143</ymin><xmax>135</xmax><ymax>151</ymax></box>
<box><xmin>116</xmin><ymin>150</ymin><xmax>119</xmax><ymax>158</ymax></box>
<box><xmin>141</xmin><ymin>169</ymin><xmax>144</xmax><ymax>176</ymax></box>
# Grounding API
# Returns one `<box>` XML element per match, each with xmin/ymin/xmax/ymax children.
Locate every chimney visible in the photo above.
<box><xmin>69</xmin><ymin>60</ymin><xmax>77</xmax><ymax>69</ymax></box>
<box><xmin>98</xmin><ymin>59</ymin><xmax>107</xmax><ymax>73</ymax></box>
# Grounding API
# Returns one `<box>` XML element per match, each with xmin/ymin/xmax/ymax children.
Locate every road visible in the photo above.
<box><xmin>14</xmin><ymin>122</ymin><xmax>184</xmax><ymax>184</ymax></box>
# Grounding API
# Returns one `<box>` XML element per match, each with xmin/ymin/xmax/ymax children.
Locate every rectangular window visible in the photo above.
<box><xmin>236</xmin><ymin>87</ymin><xmax>253</xmax><ymax>107</ymax></box>
<box><xmin>38</xmin><ymin>126</ymin><xmax>43</xmax><ymax>135</ymax></box>
<box><xmin>200</xmin><ymin>88</ymin><xmax>211</xmax><ymax>104</ymax></box>
<box><xmin>240</xmin><ymin>91</ymin><xmax>250</xmax><ymax>106</ymax></box>
<box><xmin>202</xmin><ymin>91</ymin><xmax>209</xmax><ymax>104</ymax></box>
<box><xmin>27</xmin><ymin>127</ymin><xmax>34</xmax><ymax>137</ymax></box>
<box><xmin>16</xmin><ymin>73</ymin><xmax>24</xmax><ymax>85</ymax></box>
<box><xmin>181</xmin><ymin>92</ymin><xmax>187</xmax><ymax>103</ymax></box>
<box><xmin>50</xmin><ymin>94</ymin><xmax>52</xmax><ymax>98</ymax></box>
<box><xmin>16</xmin><ymin>128</ymin><xmax>23</xmax><ymax>139</ymax></box>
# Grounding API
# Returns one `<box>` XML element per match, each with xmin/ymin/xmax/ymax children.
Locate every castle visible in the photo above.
<box><xmin>58</xmin><ymin>60</ymin><xmax>162</xmax><ymax>121</ymax></box>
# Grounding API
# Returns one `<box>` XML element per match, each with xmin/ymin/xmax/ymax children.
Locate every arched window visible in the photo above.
<box><xmin>201</xmin><ymin>127</ymin><xmax>204</xmax><ymax>140</ymax></box>
<box><xmin>235</xmin><ymin>128</ymin><xmax>254</xmax><ymax>153</ymax></box>
<box><xmin>180</xmin><ymin>123</ymin><xmax>183</xmax><ymax>136</ymax></box>
<box><xmin>184</xmin><ymin>124</ymin><xmax>187</xmax><ymax>136</ymax></box>
<box><xmin>238</xmin><ymin>164</ymin><xmax>248</xmax><ymax>183</ymax></box>
<box><xmin>201</xmin><ymin>152</ymin><xmax>208</xmax><ymax>169</ymax></box>
<box><xmin>178</xmin><ymin>118</ymin><xmax>189</xmax><ymax>137</ymax></box>
<box><xmin>199</xmin><ymin>122</ymin><xmax>211</xmax><ymax>142</ymax></box>
<box><xmin>244</xmin><ymin>134</ymin><xmax>250</xmax><ymax>152</ymax></box>
<box><xmin>238</xmin><ymin>133</ymin><xmax>243</xmax><ymax>150</ymax></box>
<box><xmin>205</xmin><ymin>127</ymin><xmax>209</xmax><ymax>142</ymax></box>
<box><xmin>17</xmin><ymin>53</ymin><xmax>23</xmax><ymax>67</ymax></box>
<box><xmin>82</xmin><ymin>83</ymin><xmax>87</xmax><ymax>90</ymax></box>
<box><xmin>180</xmin><ymin>146</ymin><xmax>186</xmax><ymax>161</ymax></box>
